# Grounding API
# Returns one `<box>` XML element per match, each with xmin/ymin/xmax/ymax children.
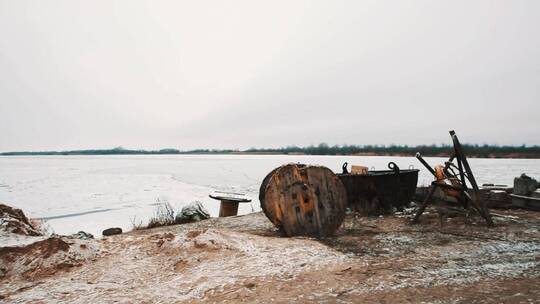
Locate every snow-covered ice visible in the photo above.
<box><xmin>0</xmin><ymin>154</ymin><xmax>538</xmax><ymax>237</ymax></box>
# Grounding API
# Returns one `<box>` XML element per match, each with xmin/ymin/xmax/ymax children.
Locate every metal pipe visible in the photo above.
<box><xmin>415</xmin><ymin>152</ymin><xmax>436</xmax><ymax>177</ymax></box>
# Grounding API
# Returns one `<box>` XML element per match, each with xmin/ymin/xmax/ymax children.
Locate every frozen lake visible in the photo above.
<box><xmin>1</xmin><ymin>155</ymin><xmax>539</xmax><ymax>237</ymax></box>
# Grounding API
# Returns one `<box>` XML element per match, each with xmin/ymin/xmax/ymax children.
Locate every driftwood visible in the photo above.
<box><xmin>259</xmin><ymin>164</ymin><xmax>347</xmax><ymax>237</ymax></box>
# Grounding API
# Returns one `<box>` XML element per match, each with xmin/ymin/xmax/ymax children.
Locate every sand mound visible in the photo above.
<box><xmin>0</xmin><ymin>203</ymin><xmax>41</xmax><ymax>236</ymax></box>
<box><xmin>0</xmin><ymin>203</ymin><xmax>100</xmax><ymax>281</ymax></box>
<box><xmin>0</xmin><ymin>235</ymin><xmax>100</xmax><ymax>280</ymax></box>
<box><xmin>136</xmin><ymin>228</ymin><xmax>350</xmax><ymax>301</ymax></box>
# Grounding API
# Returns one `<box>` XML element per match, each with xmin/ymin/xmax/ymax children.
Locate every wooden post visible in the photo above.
<box><xmin>219</xmin><ymin>200</ymin><xmax>239</xmax><ymax>217</ymax></box>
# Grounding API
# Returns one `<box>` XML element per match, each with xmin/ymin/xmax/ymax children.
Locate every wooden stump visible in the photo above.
<box><xmin>259</xmin><ymin>164</ymin><xmax>347</xmax><ymax>237</ymax></box>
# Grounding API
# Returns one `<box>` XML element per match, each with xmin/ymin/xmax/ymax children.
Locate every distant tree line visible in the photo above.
<box><xmin>0</xmin><ymin>147</ymin><xmax>182</xmax><ymax>156</ymax></box>
<box><xmin>1</xmin><ymin>144</ymin><xmax>539</xmax><ymax>158</ymax></box>
<box><xmin>245</xmin><ymin>143</ymin><xmax>540</xmax><ymax>158</ymax></box>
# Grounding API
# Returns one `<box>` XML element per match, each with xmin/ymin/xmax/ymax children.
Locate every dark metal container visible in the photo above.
<box><xmin>337</xmin><ymin>162</ymin><xmax>419</xmax><ymax>215</ymax></box>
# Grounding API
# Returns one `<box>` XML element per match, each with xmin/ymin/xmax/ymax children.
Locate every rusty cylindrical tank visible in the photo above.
<box><xmin>259</xmin><ymin>164</ymin><xmax>348</xmax><ymax>237</ymax></box>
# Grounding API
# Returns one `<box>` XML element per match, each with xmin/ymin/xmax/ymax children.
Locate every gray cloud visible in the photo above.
<box><xmin>1</xmin><ymin>0</ymin><xmax>539</xmax><ymax>151</ymax></box>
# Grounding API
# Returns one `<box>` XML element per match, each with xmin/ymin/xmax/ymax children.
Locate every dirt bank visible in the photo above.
<box><xmin>1</xmin><ymin>208</ymin><xmax>540</xmax><ymax>303</ymax></box>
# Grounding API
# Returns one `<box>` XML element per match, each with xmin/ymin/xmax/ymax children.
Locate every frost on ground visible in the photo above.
<box><xmin>1</xmin><ymin>224</ymin><xmax>348</xmax><ymax>303</ymax></box>
<box><xmin>1</xmin><ymin>209</ymin><xmax>540</xmax><ymax>303</ymax></box>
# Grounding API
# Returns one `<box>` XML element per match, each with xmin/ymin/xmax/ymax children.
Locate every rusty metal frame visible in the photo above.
<box><xmin>412</xmin><ymin>130</ymin><xmax>493</xmax><ymax>227</ymax></box>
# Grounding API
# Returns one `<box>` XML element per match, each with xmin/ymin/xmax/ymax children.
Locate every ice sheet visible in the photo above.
<box><xmin>0</xmin><ymin>155</ymin><xmax>538</xmax><ymax>237</ymax></box>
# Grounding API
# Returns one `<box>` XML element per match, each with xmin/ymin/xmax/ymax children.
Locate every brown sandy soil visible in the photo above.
<box><xmin>1</xmin><ymin>208</ymin><xmax>540</xmax><ymax>303</ymax></box>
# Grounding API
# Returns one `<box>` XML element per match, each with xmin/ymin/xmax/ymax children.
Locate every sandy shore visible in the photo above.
<box><xmin>1</xmin><ymin>208</ymin><xmax>540</xmax><ymax>303</ymax></box>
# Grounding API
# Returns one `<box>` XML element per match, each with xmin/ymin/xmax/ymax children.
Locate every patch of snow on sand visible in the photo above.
<box><xmin>156</xmin><ymin>229</ymin><xmax>352</xmax><ymax>300</ymax></box>
<box><xmin>393</xmin><ymin>241</ymin><xmax>540</xmax><ymax>290</ymax></box>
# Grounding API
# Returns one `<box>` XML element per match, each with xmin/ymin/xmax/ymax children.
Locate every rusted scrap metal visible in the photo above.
<box><xmin>337</xmin><ymin>162</ymin><xmax>419</xmax><ymax>216</ymax></box>
<box><xmin>417</xmin><ymin>175</ymin><xmax>540</xmax><ymax>211</ymax></box>
<box><xmin>412</xmin><ymin>130</ymin><xmax>494</xmax><ymax>226</ymax></box>
<box><xmin>259</xmin><ymin>164</ymin><xmax>347</xmax><ymax>237</ymax></box>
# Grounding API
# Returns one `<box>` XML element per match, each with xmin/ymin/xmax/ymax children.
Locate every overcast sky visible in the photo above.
<box><xmin>1</xmin><ymin>1</ymin><xmax>539</xmax><ymax>151</ymax></box>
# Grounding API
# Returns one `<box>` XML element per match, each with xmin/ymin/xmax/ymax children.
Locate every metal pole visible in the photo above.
<box><xmin>415</xmin><ymin>152</ymin><xmax>436</xmax><ymax>177</ymax></box>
